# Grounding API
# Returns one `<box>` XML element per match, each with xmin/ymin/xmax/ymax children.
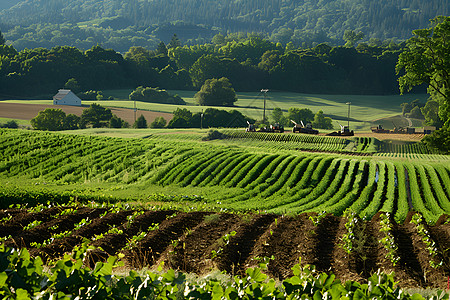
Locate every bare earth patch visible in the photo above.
<box><xmin>0</xmin><ymin>102</ymin><xmax>173</xmax><ymax>125</ymax></box>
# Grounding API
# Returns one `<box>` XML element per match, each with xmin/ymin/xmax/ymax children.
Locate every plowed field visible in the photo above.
<box><xmin>2</xmin><ymin>207</ymin><xmax>450</xmax><ymax>289</ymax></box>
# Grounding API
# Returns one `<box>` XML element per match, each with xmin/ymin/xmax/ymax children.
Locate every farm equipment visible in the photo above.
<box><xmin>327</xmin><ymin>122</ymin><xmax>354</xmax><ymax>136</ymax></box>
<box><xmin>258</xmin><ymin>123</ymin><xmax>284</xmax><ymax>133</ymax></box>
<box><xmin>269</xmin><ymin>123</ymin><xmax>284</xmax><ymax>133</ymax></box>
<box><xmin>371</xmin><ymin>124</ymin><xmax>390</xmax><ymax>133</ymax></box>
<box><xmin>291</xmin><ymin>120</ymin><xmax>319</xmax><ymax>134</ymax></box>
<box><xmin>245</xmin><ymin>121</ymin><xmax>256</xmax><ymax>132</ymax></box>
<box><xmin>391</xmin><ymin>122</ymin><xmax>415</xmax><ymax>134</ymax></box>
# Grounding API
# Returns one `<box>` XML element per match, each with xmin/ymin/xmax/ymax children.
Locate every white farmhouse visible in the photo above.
<box><xmin>53</xmin><ymin>89</ymin><xmax>82</xmax><ymax>106</ymax></box>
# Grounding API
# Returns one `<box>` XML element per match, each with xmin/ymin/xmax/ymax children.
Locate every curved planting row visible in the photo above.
<box><xmin>1</xmin><ymin>206</ymin><xmax>450</xmax><ymax>289</ymax></box>
<box><xmin>150</xmin><ymin>148</ymin><xmax>450</xmax><ymax>224</ymax></box>
<box><xmin>1</xmin><ymin>130</ymin><xmax>450</xmax><ymax>223</ymax></box>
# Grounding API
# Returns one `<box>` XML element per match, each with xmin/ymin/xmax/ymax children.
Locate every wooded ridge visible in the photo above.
<box><xmin>0</xmin><ymin>0</ymin><xmax>448</xmax><ymax>52</ymax></box>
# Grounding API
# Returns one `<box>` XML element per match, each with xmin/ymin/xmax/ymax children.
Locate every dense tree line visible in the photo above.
<box><xmin>0</xmin><ymin>0</ymin><xmax>447</xmax><ymax>51</ymax></box>
<box><xmin>0</xmin><ymin>34</ymin><xmax>407</xmax><ymax>98</ymax></box>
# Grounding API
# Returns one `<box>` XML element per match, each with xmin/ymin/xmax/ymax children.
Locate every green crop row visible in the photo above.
<box><xmin>1</xmin><ymin>129</ymin><xmax>450</xmax><ymax>223</ymax></box>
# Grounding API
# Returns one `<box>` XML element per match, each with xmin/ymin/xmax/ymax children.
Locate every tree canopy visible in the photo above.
<box><xmin>0</xmin><ymin>0</ymin><xmax>446</xmax><ymax>50</ymax></box>
<box><xmin>396</xmin><ymin>16</ymin><xmax>450</xmax><ymax>153</ymax></box>
<box><xmin>31</xmin><ymin>108</ymin><xmax>68</xmax><ymax>131</ymax></box>
<box><xmin>194</xmin><ymin>77</ymin><xmax>237</xmax><ymax>106</ymax></box>
<box><xmin>80</xmin><ymin>103</ymin><xmax>113</xmax><ymax>128</ymax></box>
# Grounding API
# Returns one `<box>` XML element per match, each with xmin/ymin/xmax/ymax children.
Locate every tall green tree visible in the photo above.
<box><xmin>312</xmin><ymin>110</ymin><xmax>333</xmax><ymax>129</ymax></box>
<box><xmin>80</xmin><ymin>103</ymin><xmax>112</xmax><ymax>128</ymax></box>
<box><xmin>287</xmin><ymin>107</ymin><xmax>314</xmax><ymax>124</ymax></box>
<box><xmin>133</xmin><ymin>115</ymin><xmax>148</xmax><ymax>128</ymax></box>
<box><xmin>31</xmin><ymin>108</ymin><xmax>67</xmax><ymax>131</ymax></box>
<box><xmin>157</xmin><ymin>41</ymin><xmax>168</xmax><ymax>56</ymax></box>
<box><xmin>167</xmin><ymin>34</ymin><xmax>181</xmax><ymax>49</ymax></box>
<box><xmin>194</xmin><ymin>77</ymin><xmax>237</xmax><ymax>106</ymax></box>
<box><xmin>0</xmin><ymin>30</ymin><xmax>5</xmax><ymax>45</ymax></box>
<box><xmin>64</xmin><ymin>78</ymin><xmax>81</xmax><ymax>94</ymax></box>
<box><xmin>396</xmin><ymin>16</ymin><xmax>450</xmax><ymax>153</ymax></box>
<box><xmin>343</xmin><ymin>30</ymin><xmax>365</xmax><ymax>48</ymax></box>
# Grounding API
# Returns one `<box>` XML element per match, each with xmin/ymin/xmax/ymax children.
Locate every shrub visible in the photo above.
<box><xmin>129</xmin><ymin>86</ymin><xmax>185</xmax><ymax>105</ymax></box>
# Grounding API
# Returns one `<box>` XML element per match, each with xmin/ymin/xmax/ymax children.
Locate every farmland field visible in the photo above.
<box><xmin>0</xmin><ymin>90</ymin><xmax>428</xmax><ymax>131</ymax></box>
<box><xmin>1</xmin><ymin>128</ymin><xmax>450</xmax><ymax>290</ymax></box>
<box><xmin>2</xmin><ymin>205</ymin><xmax>450</xmax><ymax>290</ymax></box>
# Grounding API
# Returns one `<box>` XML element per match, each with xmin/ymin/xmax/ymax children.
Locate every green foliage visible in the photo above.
<box><xmin>0</xmin><ymin>30</ymin><xmax>4</xmax><ymax>46</ymax></box>
<box><xmin>0</xmin><ymin>129</ymin><xmax>449</xmax><ymax>224</ymax></box>
<box><xmin>64</xmin><ymin>78</ymin><xmax>81</xmax><ymax>94</ymax></box>
<box><xmin>0</xmin><ymin>244</ymin><xmax>437</xmax><ymax>299</ymax></box>
<box><xmin>1</xmin><ymin>0</ymin><xmax>446</xmax><ymax>49</ymax></box>
<box><xmin>409</xmin><ymin>106</ymin><xmax>425</xmax><ymax>119</ymax></box>
<box><xmin>150</xmin><ymin>116</ymin><xmax>167</xmax><ymax>128</ymax></box>
<box><xmin>422</xmin><ymin>100</ymin><xmax>443</xmax><ymax>127</ymax></box>
<box><xmin>31</xmin><ymin>108</ymin><xmax>67</xmax><ymax>131</ymax></box>
<box><xmin>343</xmin><ymin>30</ymin><xmax>365</xmax><ymax>48</ymax></box>
<box><xmin>202</xmin><ymin>129</ymin><xmax>227</xmax><ymax>141</ymax></box>
<box><xmin>79</xmin><ymin>90</ymin><xmax>104</xmax><ymax>100</ymax></box>
<box><xmin>129</xmin><ymin>86</ymin><xmax>185</xmax><ymax>105</ymax></box>
<box><xmin>80</xmin><ymin>103</ymin><xmax>113</xmax><ymax>128</ymax></box>
<box><xmin>271</xmin><ymin>107</ymin><xmax>289</xmax><ymax>126</ymax></box>
<box><xmin>195</xmin><ymin>77</ymin><xmax>237</xmax><ymax>106</ymax></box>
<box><xmin>133</xmin><ymin>115</ymin><xmax>148</xmax><ymax>129</ymax></box>
<box><xmin>312</xmin><ymin>110</ymin><xmax>333</xmax><ymax>129</ymax></box>
<box><xmin>287</xmin><ymin>107</ymin><xmax>314</xmax><ymax>124</ymax></box>
<box><xmin>109</xmin><ymin>115</ymin><xmax>128</xmax><ymax>128</ymax></box>
<box><xmin>397</xmin><ymin>16</ymin><xmax>450</xmax><ymax>153</ymax></box>
<box><xmin>0</xmin><ymin>120</ymin><xmax>18</xmax><ymax>129</ymax></box>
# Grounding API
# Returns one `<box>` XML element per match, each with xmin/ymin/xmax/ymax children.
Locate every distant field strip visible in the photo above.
<box><xmin>222</xmin><ymin>131</ymin><xmax>437</xmax><ymax>155</ymax></box>
<box><xmin>1</xmin><ymin>129</ymin><xmax>450</xmax><ymax>223</ymax></box>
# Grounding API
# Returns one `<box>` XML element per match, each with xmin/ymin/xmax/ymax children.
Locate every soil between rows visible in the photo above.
<box><xmin>1</xmin><ymin>208</ymin><xmax>450</xmax><ymax>289</ymax></box>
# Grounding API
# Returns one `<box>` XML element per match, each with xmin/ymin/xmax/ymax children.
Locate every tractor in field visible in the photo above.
<box><xmin>291</xmin><ymin>120</ymin><xmax>319</xmax><ymax>134</ymax></box>
<box><xmin>245</xmin><ymin>121</ymin><xmax>256</xmax><ymax>132</ymax></box>
<box><xmin>371</xmin><ymin>124</ymin><xmax>390</xmax><ymax>133</ymax></box>
<box><xmin>268</xmin><ymin>123</ymin><xmax>284</xmax><ymax>133</ymax></box>
<box><xmin>391</xmin><ymin>122</ymin><xmax>415</xmax><ymax>134</ymax></box>
<box><xmin>327</xmin><ymin>122</ymin><xmax>354</xmax><ymax>136</ymax></box>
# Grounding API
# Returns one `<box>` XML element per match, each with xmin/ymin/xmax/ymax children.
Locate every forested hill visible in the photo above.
<box><xmin>0</xmin><ymin>0</ymin><xmax>448</xmax><ymax>47</ymax></box>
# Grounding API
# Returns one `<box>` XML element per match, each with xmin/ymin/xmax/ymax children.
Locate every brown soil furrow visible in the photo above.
<box><xmin>0</xmin><ymin>209</ymin><xmax>24</xmax><ymax>224</ymax></box>
<box><xmin>330</xmin><ymin>216</ymin><xmax>366</xmax><ymax>283</ymax></box>
<box><xmin>0</xmin><ymin>206</ymin><xmax>66</xmax><ymax>237</ymax></box>
<box><xmin>401</xmin><ymin>221</ymin><xmax>448</xmax><ymax>288</ymax></box>
<box><xmin>164</xmin><ymin>213</ymin><xmax>242</xmax><ymax>274</ymax></box>
<box><xmin>31</xmin><ymin>209</ymin><xmax>131</xmax><ymax>262</ymax></box>
<box><xmin>360</xmin><ymin>217</ymin><xmax>379</xmax><ymax>278</ymax></box>
<box><xmin>90</xmin><ymin>210</ymin><xmax>175</xmax><ymax>256</ymax></box>
<box><xmin>216</xmin><ymin>214</ymin><xmax>277</xmax><ymax>276</ymax></box>
<box><xmin>245</xmin><ymin>214</ymin><xmax>316</xmax><ymax>279</ymax></box>
<box><xmin>125</xmin><ymin>211</ymin><xmax>210</xmax><ymax>269</ymax></box>
<box><xmin>5</xmin><ymin>207</ymin><xmax>100</xmax><ymax>248</ymax></box>
<box><xmin>314</xmin><ymin>214</ymin><xmax>341</xmax><ymax>272</ymax></box>
<box><xmin>394</xmin><ymin>223</ymin><xmax>426</xmax><ymax>286</ymax></box>
<box><xmin>2</xmin><ymin>207</ymin><xmax>450</xmax><ymax>288</ymax></box>
<box><xmin>429</xmin><ymin>223</ymin><xmax>450</xmax><ymax>277</ymax></box>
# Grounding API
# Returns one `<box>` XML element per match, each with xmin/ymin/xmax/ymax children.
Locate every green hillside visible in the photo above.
<box><xmin>0</xmin><ymin>0</ymin><xmax>448</xmax><ymax>51</ymax></box>
<box><xmin>1</xmin><ymin>129</ymin><xmax>449</xmax><ymax>224</ymax></box>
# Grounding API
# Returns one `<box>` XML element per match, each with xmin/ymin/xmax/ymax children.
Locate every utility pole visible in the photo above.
<box><xmin>261</xmin><ymin>89</ymin><xmax>268</xmax><ymax>123</ymax></box>
<box><xmin>200</xmin><ymin>109</ymin><xmax>204</xmax><ymax>129</ymax></box>
<box><xmin>134</xmin><ymin>99</ymin><xmax>137</xmax><ymax>124</ymax></box>
<box><xmin>346</xmin><ymin>102</ymin><xmax>351</xmax><ymax>128</ymax></box>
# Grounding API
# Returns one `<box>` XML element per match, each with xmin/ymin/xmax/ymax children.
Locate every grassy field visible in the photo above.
<box><xmin>2</xmin><ymin>89</ymin><xmax>428</xmax><ymax>131</ymax></box>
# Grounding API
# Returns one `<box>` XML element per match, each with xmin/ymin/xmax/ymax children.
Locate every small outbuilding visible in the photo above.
<box><xmin>53</xmin><ymin>89</ymin><xmax>82</xmax><ymax>106</ymax></box>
